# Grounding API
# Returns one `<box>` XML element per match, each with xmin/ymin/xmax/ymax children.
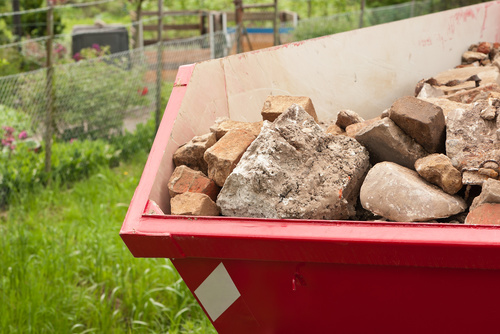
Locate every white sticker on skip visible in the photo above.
<box><xmin>194</xmin><ymin>262</ymin><xmax>241</xmax><ymax>322</ymax></box>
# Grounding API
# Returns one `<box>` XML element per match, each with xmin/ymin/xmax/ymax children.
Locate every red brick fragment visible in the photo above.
<box><xmin>465</xmin><ymin>203</ymin><xmax>500</xmax><ymax>225</ymax></box>
<box><xmin>168</xmin><ymin>165</ymin><xmax>220</xmax><ymax>201</ymax></box>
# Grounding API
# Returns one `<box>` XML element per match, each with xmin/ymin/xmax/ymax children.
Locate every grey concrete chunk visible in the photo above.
<box><xmin>355</xmin><ymin>117</ymin><xmax>428</xmax><ymax>169</ymax></box>
<box><xmin>446</xmin><ymin>100</ymin><xmax>500</xmax><ymax>174</ymax></box>
<box><xmin>360</xmin><ymin>162</ymin><xmax>467</xmax><ymax>222</ymax></box>
<box><xmin>217</xmin><ymin>104</ymin><xmax>370</xmax><ymax>220</ymax></box>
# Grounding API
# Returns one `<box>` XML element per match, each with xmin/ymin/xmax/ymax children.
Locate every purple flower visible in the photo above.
<box><xmin>92</xmin><ymin>44</ymin><xmax>101</xmax><ymax>52</ymax></box>
<box><xmin>18</xmin><ymin>130</ymin><xmax>28</xmax><ymax>140</ymax></box>
<box><xmin>73</xmin><ymin>52</ymin><xmax>82</xmax><ymax>61</ymax></box>
<box><xmin>3</xmin><ymin>126</ymin><xmax>14</xmax><ymax>135</ymax></box>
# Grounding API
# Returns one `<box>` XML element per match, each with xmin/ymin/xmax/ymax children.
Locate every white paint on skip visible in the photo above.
<box><xmin>194</xmin><ymin>262</ymin><xmax>241</xmax><ymax>322</ymax></box>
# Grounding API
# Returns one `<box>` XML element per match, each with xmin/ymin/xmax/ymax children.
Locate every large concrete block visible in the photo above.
<box><xmin>217</xmin><ymin>105</ymin><xmax>370</xmax><ymax>220</ymax></box>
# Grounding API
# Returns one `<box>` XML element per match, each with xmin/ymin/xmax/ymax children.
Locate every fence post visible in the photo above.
<box><xmin>44</xmin><ymin>0</ymin><xmax>55</xmax><ymax>174</ymax></box>
<box><xmin>234</xmin><ymin>0</ymin><xmax>243</xmax><ymax>53</ymax></box>
<box><xmin>273</xmin><ymin>0</ymin><xmax>280</xmax><ymax>46</ymax></box>
<box><xmin>359</xmin><ymin>0</ymin><xmax>365</xmax><ymax>28</ymax></box>
<box><xmin>222</xmin><ymin>12</ymin><xmax>229</xmax><ymax>57</ymax></box>
<box><xmin>209</xmin><ymin>12</ymin><xmax>215</xmax><ymax>59</ymax></box>
<box><xmin>138</xmin><ymin>19</ymin><xmax>144</xmax><ymax>48</ymax></box>
<box><xmin>155</xmin><ymin>0</ymin><xmax>163</xmax><ymax>132</ymax></box>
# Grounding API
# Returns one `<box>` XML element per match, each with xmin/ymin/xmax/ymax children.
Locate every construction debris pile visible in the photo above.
<box><xmin>167</xmin><ymin>41</ymin><xmax>500</xmax><ymax>225</ymax></box>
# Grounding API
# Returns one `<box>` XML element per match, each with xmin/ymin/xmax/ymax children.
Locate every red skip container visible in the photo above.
<box><xmin>121</xmin><ymin>3</ymin><xmax>500</xmax><ymax>333</ymax></box>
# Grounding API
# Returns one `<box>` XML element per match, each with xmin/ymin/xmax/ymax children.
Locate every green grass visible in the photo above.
<box><xmin>0</xmin><ymin>152</ymin><xmax>216</xmax><ymax>333</ymax></box>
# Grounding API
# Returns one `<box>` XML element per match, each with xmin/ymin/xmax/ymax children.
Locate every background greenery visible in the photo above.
<box><xmin>0</xmin><ymin>0</ymin><xmax>493</xmax><ymax>332</ymax></box>
<box><xmin>0</xmin><ymin>151</ymin><xmax>216</xmax><ymax>333</ymax></box>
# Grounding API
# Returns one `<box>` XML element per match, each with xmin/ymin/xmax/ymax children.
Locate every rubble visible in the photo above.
<box><xmin>354</xmin><ymin>117</ymin><xmax>428</xmax><ymax>169</ymax></box>
<box><xmin>167</xmin><ymin>165</ymin><xmax>220</xmax><ymax>201</ymax></box>
<box><xmin>416</xmin><ymin>83</ymin><xmax>444</xmax><ymax>99</ymax></box>
<box><xmin>470</xmin><ymin>178</ymin><xmax>500</xmax><ymax>211</ymax></box>
<box><xmin>326</xmin><ymin>124</ymin><xmax>345</xmax><ymax>136</ymax></box>
<box><xmin>419</xmin><ymin>98</ymin><xmax>468</xmax><ymax>117</ymax></box>
<box><xmin>344</xmin><ymin>117</ymin><xmax>381</xmax><ymax>137</ymax></box>
<box><xmin>446</xmin><ymin>84</ymin><xmax>500</xmax><ymax>104</ymax></box>
<box><xmin>261</xmin><ymin>95</ymin><xmax>318</xmax><ymax>122</ymax></box>
<box><xmin>335</xmin><ymin>109</ymin><xmax>364</xmax><ymax>129</ymax></box>
<box><xmin>210</xmin><ymin>119</ymin><xmax>263</xmax><ymax>140</ymax></box>
<box><xmin>414</xmin><ymin>154</ymin><xmax>462</xmax><ymax>195</ymax></box>
<box><xmin>462</xmin><ymin>51</ymin><xmax>489</xmax><ymax>64</ymax></box>
<box><xmin>171</xmin><ymin>192</ymin><xmax>220</xmax><ymax>216</ymax></box>
<box><xmin>173</xmin><ymin>132</ymin><xmax>216</xmax><ymax>174</ymax></box>
<box><xmin>389</xmin><ymin>96</ymin><xmax>446</xmax><ymax>153</ymax></box>
<box><xmin>465</xmin><ymin>203</ymin><xmax>500</xmax><ymax>225</ymax></box>
<box><xmin>204</xmin><ymin>128</ymin><xmax>257</xmax><ymax>187</ymax></box>
<box><xmin>360</xmin><ymin>162</ymin><xmax>467</xmax><ymax>222</ymax></box>
<box><xmin>217</xmin><ymin>105</ymin><xmax>370</xmax><ymax>220</ymax></box>
<box><xmin>165</xmin><ymin>41</ymin><xmax>500</xmax><ymax>226</ymax></box>
<box><xmin>445</xmin><ymin>100</ymin><xmax>500</xmax><ymax>177</ymax></box>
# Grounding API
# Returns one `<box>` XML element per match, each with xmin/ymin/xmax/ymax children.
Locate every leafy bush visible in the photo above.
<box><xmin>292</xmin><ymin>13</ymin><xmax>357</xmax><ymax>41</ymax></box>
<box><xmin>0</xmin><ymin>105</ymin><xmax>32</xmax><ymax>132</ymax></box>
<box><xmin>0</xmin><ymin>138</ymin><xmax>117</xmax><ymax>207</ymax></box>
<box><xmin>110</xmin><ymin>116</ymin><xmax>155</xmax><ymax>161</ymax></box>
<box><xmin>0</xmin><ymin>117</ymin><xmax>155</xmax><ymax>208</ymax></box>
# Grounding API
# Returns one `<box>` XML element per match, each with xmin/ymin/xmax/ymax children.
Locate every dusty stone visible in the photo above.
<box><xmin>417</xmin><ymin>83</ymin><xmax>445</xmax><ymax>99</ymax></box>
<box><xmin>462</xmin><ymin>170</ymin><xmax>492</xmax><ymax>186</ymax></box>
<box><xmin>335</xmin><ymin>109</ymin><xmax>365</xmax><ymax>129</ymax></box>
<box><xmin>167</xmin><ymin>165</ymin><xmax>220</xmax><ymax>201</ymax></box>
<box><xmin>171</xmin><ymin>192</ymin><xmax>220</xmax><ymax>216</ymax></box>
<box><xmin>432</xmin><ymin>66</ymin><xmax>499</xmax><ymax>87</ymax></box>
<box><xmin>462</xmin><ymin>51</ymin><xmax>489</xmax><ymax>64</ymax></box>
<box><xmin>326</xmin><ymin>124</ymin><xmax>345</xmax><ymax>136</ymax></box>
<box><xmin>446</xmin><ymin>84</ymin><xmax>500</xmax><ymax>104</ymax></box>
<box><xmin>217</xmin><ymin>105</ymin><xmax>370</xmax><ymax>220</ymax></box>
<box><xmin>389</xmin><ymin>96</ymin><xmax>445</xmax><ymax>153</ymax></box>
<box><xmin>204</xmin><ymin>129</ymin><xmax>257</xmax><ymax>187</ymax></box>
<box><xmin>477</xmin><ymin>42</ymin><xmax>492</xmax><ymax>54</ymax></box>
<box><xmin>345</xmin><ymin>117</ymin><xmax>381</xmax><ymax>138</ymax></box>
<box><xmin>419</xmin><ymin>98</ymin><xmax>469</xmax><ymax>117</ymax></box>
<box><xmin>210</xmin><ymin>119</ymin><xmax>263</xmax><ymax>140</ymax></box>
<box><xmin>355</xmin><ymin>117</ymin><xmax>428</xmax><ymax>169</ymax></box>
<box><xmin>360</xmin><ymin>162</ymin><xmax>467</xmax><ymax>222</ymax></box>
<box><xmin>173</xmin><ymin>132</ymin><xmax>217</xmax><ymax>174</ymax></box>
<box><xmin>415</xmin><ymin>154</ymin><xmax>462</xmax><ymax>195</ymax></box>
<box><xmin>438</xmin><ymin>81</ymin><xmax>477</xmax><ymax>95</ymax></box>
<box><xmin>261</xmin><ymin>95</ymin><xmax>318</xmax><ymax>122</ymax></box>
<box><xmin>465</xmin><ymin>203</ymin><xmax>500</xmax><ymax>225</ymax></box>
<box><xmin>446</xmin><ymin>100</ymin><xmax>500</xmax><ymax>172</ymax></box>
<box><xmin>481</xmin><ymin>59</ymin><xmax>492</xmax><ymax>66</ymax></box>
<box><xmin>480</xmin><ymin>105</ymin><xmax>497</xmax><ymax>120</ymax></box>
<box><xmin>380</xmin><ymin>109</ymin><xmax>390</xmax><ymax>118</ymax></box>
<box><xmin>470</xmin><ymin>178</ymin><xmax>500</xmax><ymax>210</ymax></box>
<box><xmin>494</xmin><ymin>57</ymin><xmax>500</xmax><ymax>70</ymax></box>
<box><xmin>479</xmin><ymin>168</ymin><xmax>499</xmax><ymax>179</ymax></box>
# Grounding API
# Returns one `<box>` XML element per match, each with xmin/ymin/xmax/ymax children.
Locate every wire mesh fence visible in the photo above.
<box><xmin>287</xmin><ymin>0</ymin><xmax>437</xmax><ymax>41</ymax></box>
<box><xmin>0</xmin><ymin>30</ymin><xmax>235</xmax><ymax>143</ymax></box>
